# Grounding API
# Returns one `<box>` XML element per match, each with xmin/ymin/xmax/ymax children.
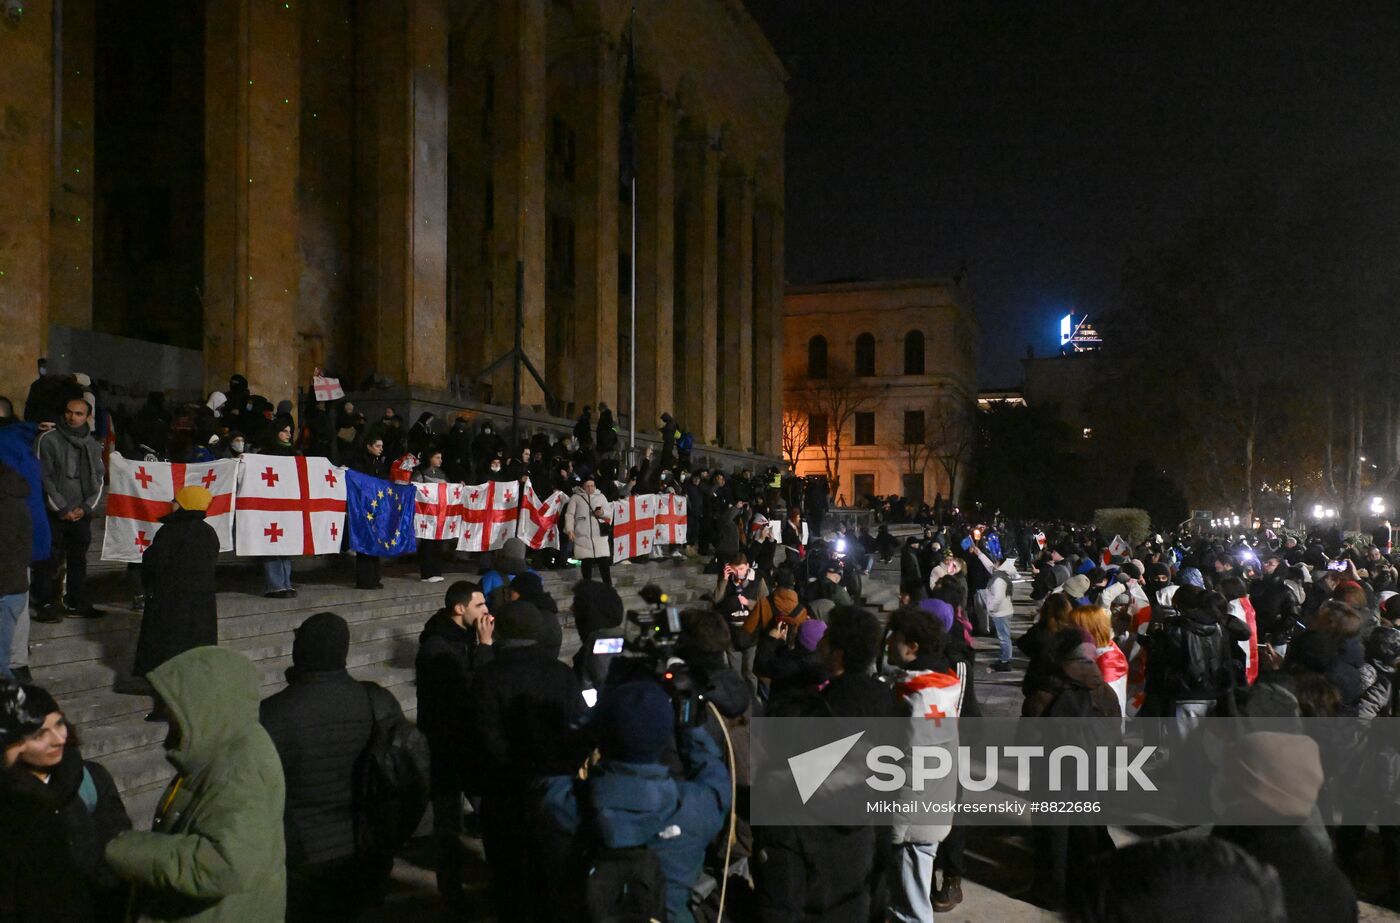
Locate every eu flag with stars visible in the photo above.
<box><xmin>346</xmin><ymin>470</ymin><xmax>417</xmax><ymax>558</ymax></box>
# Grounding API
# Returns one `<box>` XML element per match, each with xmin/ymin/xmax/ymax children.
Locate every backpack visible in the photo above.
<box><xmin>1144</xmin><ymin>608</ymin><xmax>1230</xmax><ymax>701</ymax></box>
<box><xmin>677</xmin><ymin>432</ymin><xmax>694</xmax><ymax>453</ymax></box>
<box><xmin>353</xmin><ymin>682</ymin><xmax>431</xmax><ymax>871</ymax></box>
<box><xmin>579</xmin><ymin>781</ymin><xmax>670</xmax><ymax>922</ymax></box>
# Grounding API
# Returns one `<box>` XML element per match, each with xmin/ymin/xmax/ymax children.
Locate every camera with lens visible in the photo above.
<box><xmin>617</xmin><ymin>583</ymin><xmax>706</xmax><ymax>727</ymax></box>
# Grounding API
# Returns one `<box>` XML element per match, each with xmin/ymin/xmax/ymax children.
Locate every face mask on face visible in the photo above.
<box><xmin>231</xmin><ymin>440</ymin><xmax>245</xmax><ymax>454</ymax></box>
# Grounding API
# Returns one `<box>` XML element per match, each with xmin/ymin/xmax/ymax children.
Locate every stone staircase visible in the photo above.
<box><xmin>32</xmin><ymin>536</ymin><xmax>719</xmax><ymax>828</ymax></box>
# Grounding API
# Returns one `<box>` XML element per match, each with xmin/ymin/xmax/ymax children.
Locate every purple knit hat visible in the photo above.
<box><xmin>796</xmin><ymin>619</ymin><xmax>828</xmax><ymax>652</ymax></box>
<box><xmin>917</xmin><ymin>598</ymin><xmax>956</xmax><ymax>633</ymax></box>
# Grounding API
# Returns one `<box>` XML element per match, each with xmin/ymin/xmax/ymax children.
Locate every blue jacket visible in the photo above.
<box><xmin>0</xmin><ymin>423</ymin><xmax>50</xmax><ymax>560</ymax></box>
<box><xmin>537</xmin><ymin>726</ymin><xmax>731</xmax><ymax>923</ymax></box>
<box><xmin>480</xmin><ymin>566</ymin><xmax>538</xmax><ymax>600</ymax></box>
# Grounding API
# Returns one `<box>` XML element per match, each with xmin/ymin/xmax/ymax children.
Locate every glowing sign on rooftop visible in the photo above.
<box><xmin>1059</xmin><ymin>313</ymin><xmax>1102</xmax><ymax>353</ymax></box>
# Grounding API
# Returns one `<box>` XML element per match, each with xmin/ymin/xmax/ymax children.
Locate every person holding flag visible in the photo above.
<box><xmin>346</xmin><ymin>463</ymin><xmax>418</xmax><ymax>589</ymax></box>
<box><xmin>412</xmin><ymin>447</ymin><xmax>453</xmax><ymax>583</ymax></box>
<box><xmin>349</xmin><ymin>436</ymin><xmax>391</xmax><ymax>589</ymax></box>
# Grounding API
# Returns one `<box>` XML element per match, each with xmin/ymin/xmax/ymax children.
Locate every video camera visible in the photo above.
<box><xmin>618</xmin><ymin>583</ymin><xmax>705</xmax><ymax>727</ymax></box>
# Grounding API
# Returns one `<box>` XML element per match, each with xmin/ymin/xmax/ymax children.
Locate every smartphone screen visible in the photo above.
<box><xmin>581</xmin><ymin>688</ymin><xmax>599</xmax><ymax>708</ymax></box>
<box><xmin>592</xmin><ymin>637</ymin><xmax>624</xmax><ymax>655</ymax></box>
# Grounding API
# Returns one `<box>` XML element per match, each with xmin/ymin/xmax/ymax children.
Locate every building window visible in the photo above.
<box><xmin>853</xmin><ymin>473</ymin><xmax>876</xmax><ymax>501</ymax></box>
<box><xmin>807</xmin><ymin>413</ymin><xmax>828</xmax><ymax>446</ymax></box>
<box><xmin>807</xmin><ymin>335</ymin><xmax>828</xmax><ymax>379</ymax></box>
<box><xmin>903</xmin><ymin>410</ymin><xmax>925</xmax><ymax>445</ymax></box>
<box><xmin>855</xmin><ymin>332</ymin><xmax>876</xmax><ymax>376</ymax></box>
<box><xmin>854</xmin><ymin>412</ymin><xmax>875</xmax><ymax>445</ymax></box>
<box><xmin>903</xmin><ymin>330</ymin><xmax>925</xmax><ymax>375</ymax></box>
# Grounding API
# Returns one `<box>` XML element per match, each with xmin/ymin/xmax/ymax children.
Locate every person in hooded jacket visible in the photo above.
<box><xmin>570</xmin><ymin>579</ymin><xmax>625</xmax><ymax>689</ymax></box>
<box><xmin>753</xmin><ymin>689</ymin><xmax>875</xmax><ymax>923</ymax></box>
<box><xmin>414</xmin><ymin>581</ymin><xmax>493</xmax><ymax>911</ymax></box>
<box><xmin>507</xmin><ymin>572</ymin><xmax>562</xmax><ymax>659</ymax></box>
<box><xmin>0</xmin><ymin>681</ymin><xmax>132</xmax><ymax>923</ymax></box>
<box><xmin>595</xmin><ymin>403</ymin><xmax>618</xmax><ymax>455</ymax></box>
<box><xmin>573</xmin><ymin>406</ymin><xmax>593</xmax><ymax>450</ymax></box>
<box><xmin>260</xmin><ymin>613</ymin><xmax>419</xmax><ymax>922</ymax></box>
<box><xmin>105</xmin><ymin>647</ymin><xmax>287</xmax><ymax>923</ymax></box>
<box><xmin>536</xmin><ymin>680</ymin><xmax>730</xmax><ymax>923</ymax></box>
<box><xmin>131</xmin><ymin>486</ymin><xmax>219</xmax><ymax>686</ymax></box>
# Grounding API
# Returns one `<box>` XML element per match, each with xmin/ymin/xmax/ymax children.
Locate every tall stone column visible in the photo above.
<box><xmin>204</xmin><ymin>0</ymin><xmax>300</xmax><ymax>403</ymax></box>
<box><xmin>753</xmin><ymin>197</ymin><xmax>780</xmax><ymax>457</ymax></box>
<box><xmin>49</xmin><ymin>0</ymin><xmax>94</xmax><ymax>332</ymax></box>
<box><xmin>489</xmin><ymin>0</ymin><xmax>547</xmax><ymax>405</ymax></box>
<box><xmin>676</xmin><ymin>136</ymin><xmax>718</xmax><ymax>445</ymax></box>
<box><xmin>634</xmin><ymin>91</ymin><xmax>674</xmax><ymax>431</ymax></box>
<box><xmin>353</xmin><ymin>0</ymin><xmax>449</xmax><ymax>391</ymax></box>
<box><xmin>0</xmin><ymin>0</ymin><xmax>53</xmax><ymax>404</ymax></box>
<box><xmin>719</xmin><ymin>170</ymin><xmax>754</xmax><ymax>450</ymax></box>
<box><xmin>571</xmin><ymin>32</ymin><xmax>619</xmax><ymax>413</ymax></box>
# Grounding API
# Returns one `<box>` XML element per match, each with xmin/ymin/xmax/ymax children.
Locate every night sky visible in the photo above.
<box><xmin>745</xmin><ymin>1</ymin><xmax>1400</xmax><ymax>386</ymax></box>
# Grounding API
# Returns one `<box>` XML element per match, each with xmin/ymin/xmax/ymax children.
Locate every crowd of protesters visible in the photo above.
<box><xmin>0</xmin><ymin>364</ymin><xmax>1385</xmax><ymax>922</ymax></box>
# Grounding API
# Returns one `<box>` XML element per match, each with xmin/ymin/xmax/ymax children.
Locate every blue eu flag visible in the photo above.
<box><xmin>346</xmin><ymin>470</ymin><xmax>417</xmax><ymax>558</ymax></box>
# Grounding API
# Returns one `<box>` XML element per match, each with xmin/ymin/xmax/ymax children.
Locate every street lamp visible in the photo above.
<box><xmin>1372</xmin><ymin>496</ymin><xmax>1386</xmax><ymax>516</ymax></box>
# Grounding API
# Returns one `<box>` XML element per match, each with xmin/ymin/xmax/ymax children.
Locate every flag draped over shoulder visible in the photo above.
<box><xmin>102</xmin><ymin>455</ymin><xmax>237</xmax><ymax>563</ymax></box>
<box><xmin>347</xmin><ymin>470</ymin><xmax>418</xmax><ymax>557</ymax></box>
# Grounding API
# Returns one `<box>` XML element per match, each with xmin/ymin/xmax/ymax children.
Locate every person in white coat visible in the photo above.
<box><xmin>564</xmin><ymin>475</ymin><xmax>613</xmax><ymax>586</ymax></box>
<box><xmin>972</xmin><ymin>548</ymin><xmax>1018</xmax><ymax>671</ymax></box>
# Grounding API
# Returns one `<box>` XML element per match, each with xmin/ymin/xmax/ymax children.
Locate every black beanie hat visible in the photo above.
<box><xmin>572</xmin><ymin>581</ymin><xmax>625</xmax><ymax>637</ymax></box>
<box><xmin>0</xmin><ymin>683</ymin><xmax>60</xmax><ymax>748</ymax></box>
<box><xmin>495</xmin><ymin>600</ymin><xmax>543</xmax><ymax>646</ymax></box>
<box><xmin>595</xmin><ymin>681</ymin><xmax>673</xmax><ymax>764</ymax></box>
<box><xmin>292</xmin><ymin>612</ymin><xmax>350</xmax><ymax>673</ymax></box>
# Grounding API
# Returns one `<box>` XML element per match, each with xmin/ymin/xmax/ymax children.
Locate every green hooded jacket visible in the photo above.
<box><xmin>105</xmin><ymin>647</ymin><xmax>287</xmax><ymax>922</ymax></box>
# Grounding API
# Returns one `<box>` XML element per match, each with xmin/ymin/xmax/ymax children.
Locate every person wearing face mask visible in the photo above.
<box><xmin>564</xmin><ymin>475</ymin><xmax>613</xmax><ymax>586</ymax></box>
<box><xmin>0</xmin><ymin>681</ymin><xmax>132</xmax><ymax>922</ymax></box>
<box><xmin>222</xmin><ymin>431</ymin><xmax>247</xmax><ymax>460</ymax></box>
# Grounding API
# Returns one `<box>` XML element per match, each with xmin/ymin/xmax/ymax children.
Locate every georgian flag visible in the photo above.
<box><xmin>457</xmin><ymin>480</ymin><xmax>519</xmax><ymax>553</ymax></box>
<box><xmin>414</xmin><ymin>482</ymin><xmax>465</xmax><ymax>541</ymax></box>
<box><xmin>611</xmin><ymin>493</ymin><xmax>657</xmax><ymax>563</ymax></box>
<box><xmin>312</xmin><ymin>374</ymin><xmax>344</xmax><ymax>401</ymax></box>
<box><xmin>101</xmin><ymin>455</ymin><xmax>237</xmax><ymax>563</ymax></box>
<box><xmin>653</xmin><ymin>494</ymin><xmax>688</xmax><ymax>545</ymax></box>
<box><xmin>517</xmin><ymin>479</ymin><xmax>565</xmax><ymax>550</ymax></box>
<box><xmin>234</xmin><ymin>454</ymin><xmax>347</xmax><ymax>556</ymax></box>
<box><xmin>893</xmin><ymin>665</ymin><xmax>965</xmax><ymax>731</ymax></box>
<box><xmin>1229</xmin><ymin>597</ymin><xmax>1260</xmax><ymax>686</ymax></box>
<box><xmin>1103</xmin><ymin>534</ymin><xmax>1132</xmax><ymax>564</ymax></box>
<box><xmin>1096</xmin><ymin>645</ymin><xmax>1130</xmax><ymax>718</ymax></box>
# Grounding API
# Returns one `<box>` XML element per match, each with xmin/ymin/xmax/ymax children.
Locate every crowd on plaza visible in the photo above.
<box><xmin>0</xmin><ymin>365</ymin><xmax>1388</xmax><ymax>922</ymax></box>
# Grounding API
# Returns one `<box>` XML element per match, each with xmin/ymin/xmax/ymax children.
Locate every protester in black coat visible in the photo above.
<box><xmin>819</xmin><ymin>607</ymin><xmax>907</xmax><ymax>719</ymax></box>
<box><xmin>595</xmin><ymin>404</ymin><xmax>618</xmax><ymax>455</ymax></box>
<box><xmin>414</xmin><ymin>582</ymin><xmax>494</xmax><ymax>912</ymax></box>
<box><xmin>467</xmin><ymin>601</ymin><xmax>589</xmax><ymax>916</ymax></box>
<box><xmin>261</xmin><ymin>612</ymin><xmax>407</xmax><ymax>922</ymax></box>
<box><xmin>570</xmin><ymin>579</ymin><xmax>625</xmax><ymax>689</ymax></box>
<box><xmin>0</xmin><ymin>682</ymin><xmax>132</xmax><ymax>923</ymax></box>
<box><xmin>0</xmin><ymin>462</ymin><xmax>32</xmax><ymax>681</ymax></box>
<box><xmin>132</xmin><ymin>488</ymin><xmax>220</xmax><ymax>678</ymax></box>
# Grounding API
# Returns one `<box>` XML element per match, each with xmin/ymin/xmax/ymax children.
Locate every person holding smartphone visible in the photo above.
<box><xmin>714</xmin><ymin>553</ymin><xmax>768</xmax><ymax>694</ymax></box>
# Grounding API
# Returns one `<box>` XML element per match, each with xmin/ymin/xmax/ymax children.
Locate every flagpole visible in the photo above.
<box><xmin>626</xmin><ymin>5</ymin><xmax>638</xmax><ymax>466</ymax></box>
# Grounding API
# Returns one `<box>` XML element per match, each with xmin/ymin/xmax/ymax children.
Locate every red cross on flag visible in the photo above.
<box><xmin>516</xmin><ymin>479</ymin><xmax>566</xmax><ymax>550</ymax></box>
<box><xmin>894</xmin><ymin>668</ymin><xmax>964</xmax><ymax>732</ymax></box>
<box><xmin>101</xmin><ymin>455</ymin><xmax>238</xmax><ymax>563</ymax></box>
<box><xmin>234</xmin><ymin>453</ymin><xmax>347</xmax><ymax>556</ymax></box>
<box><xmin>1103</xmin><ymin>534</ymin><xmax>1132</xmax><ymax>564</ymax></box>
<box><xmin>457</xmin><ymin>480</ymin><xmax>519</xmax><ymax>553</ymax></box>
<box><xmin>312</xmin><ymin>374</ymin><xmax>345</xmax><ymax>402</ymax></box>
<box><xmin>414</xmin><ymin>482</ymin><xmax>466</xmax><ymax>541</ymax></box>
<box><xmin>653</xmin><ymin>494</ymin><xmax>688</xmax><ymax>546</ymax></box>
<box><xmin>611</xmin><ymin>493</ymin><xmax>658</xmax><ymax>563</ymax></box>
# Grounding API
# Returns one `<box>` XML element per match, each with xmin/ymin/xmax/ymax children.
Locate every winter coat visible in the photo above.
<box><xmin>37</xmin><ymin>423</ymin><xmax>105</xmax><ymax>515</ymax></box>
<box><xmin>754</xmin><ymin>633</ymin><xmax>827</xmax><ymax>696</ymax></box>
<box><xmin>595</xmin><ymin>409</ymin><xmax>618</xmax><ymax>453</ymax></box>
<box><xmin>134</xmin><ymin>509</ymin><xmax>220</xmax><ymax>677</ymax></box>
<box><xmin>1213</xmin><ymin>825</ymin><xmax>1358</xmax><ymax>923</ymax></box>
<box><xmin>1023</xmin><ymin>634</ymin><xmax>1123</xmax><ymax>720</ymax></box>
<box><xmin>744</xmin><ymin>587</ymin><xmax>808</xmax><ymax>637</ymax></box>
<box><xmin>536</xmin><ymin>726</ymin><xmax>731</xmax><ymax>923</ymax></box>
<box><xmin>415</xmin><ymin>609</ymin><xmax>494</xmax><ymax>793</ymax></box>
<box><xmin>753</xmin><ymin>823</ymin><xmax>875</xmax><ymax>923</ymax></box>
<box><xmin>466</xmin><ymin>645</ymin><xmax>590</xmax><ymax>797</ymax></box>
<box><xmin>105</xmin><ymin>647</ymin><xmax>287</xmax><ymax>923</ymax></box>
<box><xmin>259</xmin><ymin>668</ymin><xmax>376</xmax><ymax>871</ymax></box>
<box><xmin>714</xmin><ymin>506</ymin><xmax>744</xmax><ymax>558</ymax></box>
<box><xmin>564</xmin><ymin>487</ymin><xmax>611</xmax><ymax>560</ymax></box>
<box><xmin>0</xmin><ymin>461</ymin><xmax>32</xmax><ymax>595</ymax></box>
<box><xmin>0</xmin><ymin>747</ymin><xmax>132</xmax><ymax>923</ymax></box>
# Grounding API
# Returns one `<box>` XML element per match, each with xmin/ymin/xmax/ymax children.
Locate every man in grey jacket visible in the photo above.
<box><xmin>32</xmin><ymin>397</ymin><xmax>105</xmax><ymax>622</ymax></box>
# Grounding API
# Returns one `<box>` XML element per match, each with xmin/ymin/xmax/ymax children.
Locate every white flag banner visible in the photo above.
<box><xmin>612</xmin><ymin>493</ymin><xmax>658</xmax><ymax>563</ymax></box>
<box><xmin>653</xmin><ymin>494</ymin><xmax>687</xmax><ymax>546</ymax></box>
<box><xmin>457</xmin><ymin>480</ymin><xmax>520</xmax><ymax>553</ymax></box>
<box><xmin>234</xmin><ymin>454</ymin><xmax>347</xmax><ymax>556</ymax></box>
<box><xmin>517</xmin><ymin>479</ymin><xmax>566</xmax><ymax>550</ymax></box>
<box><xmin>101</xmin><ymin>455</ymin><xmax>237</xmax><ymax>563</ymax></box>
<box><xmin>1108</xmin><ymin>534</ymin><xmax>1132</xmax><ymax>558</ymax></box>
<box><xmin>312</xmin><ymin>374</ymin><xmax>345</xmax><ymax>401</ymax></box>
<box><xmin>414</xmin><ymin>482</ymin><xmax>466</xmax><ymax>541</ymax></box>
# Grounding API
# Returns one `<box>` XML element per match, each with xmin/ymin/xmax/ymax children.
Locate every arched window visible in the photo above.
<box><xmin>903</xmin><ymin>330</ymin><xmax>925</xmax><ymax>375</ymax></box>
<box><xmin>854</xmin><ymin>332</ymin><xmax>876</xmax><ymax>376</ymax></box>
<box><xmin>807</xmin><ymin>335</ymin><xmax>828</xmax><ymax>379</ymax></box>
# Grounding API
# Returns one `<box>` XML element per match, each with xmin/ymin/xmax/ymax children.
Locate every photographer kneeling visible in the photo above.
<box><xmin>537</xmin><ymin>680</ymin><xmax>731</xmax><ymax>923</ymax></box>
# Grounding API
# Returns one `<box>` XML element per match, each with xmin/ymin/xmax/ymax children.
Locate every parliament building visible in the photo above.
<box><xmin>0</xmin><ymin>0</ymin><xmax>787</xmax><ymax>457</ymax></box>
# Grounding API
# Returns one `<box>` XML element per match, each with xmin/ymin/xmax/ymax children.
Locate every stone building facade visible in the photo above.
<box><xmin>783</xmin><ymin>279</ymin><xmax>978</xmax><ymax>507</ymax></box>
<box><xmin>0</xmin><ymin>0</ymin><xmax>786</xmax><ymax>456</ymax></box>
